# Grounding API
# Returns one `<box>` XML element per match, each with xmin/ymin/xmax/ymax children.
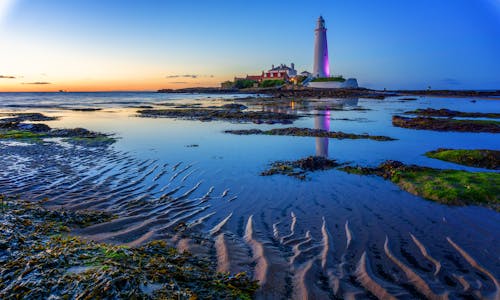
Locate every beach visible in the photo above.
<box><xmin>0</xmin><ymin>91</ymin><xmax>499</xmax><ymax>299</ymax></box>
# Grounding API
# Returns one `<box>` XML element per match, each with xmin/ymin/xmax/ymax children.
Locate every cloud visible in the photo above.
<box><xmin>0</xmin><ymin>75</ymin><xmax>16</xmax><ymax>79</ymax></box>
<box><xmin>165</xmin><ymin>74</ymin><xmax>214</xmax><ymax>79</ymax></box>
<box><xmin>22</xmin><ymin>82</ymin><xmax>51</xmax><ymax>85</ymax></box>
<box><xmin>171</xmin><ymin>81</ymin><xmax>188</xmax><ymax>84</ymax></box>
<box><xmin>166</xmin><ymin>74</ymin><xmax>198</xmax><ymax>79</ymax></box>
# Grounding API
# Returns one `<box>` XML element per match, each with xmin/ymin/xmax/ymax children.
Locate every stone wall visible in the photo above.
<box><xmin>307</xmin><ymin>78</ymin><xmax>358</xmax><ymax>89</ymax></box>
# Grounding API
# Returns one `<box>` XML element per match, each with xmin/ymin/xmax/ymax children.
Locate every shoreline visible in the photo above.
<box><xmin>157</xmin><ymin>87</ymin><xmax>500</xmax><ymax>99</ymax></box>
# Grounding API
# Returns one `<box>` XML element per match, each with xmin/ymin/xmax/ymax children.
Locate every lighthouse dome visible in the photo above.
<box><xmin>317</xmin><ymin>16</ymin><xmax>326</xmax><ymax>29</ymax></box>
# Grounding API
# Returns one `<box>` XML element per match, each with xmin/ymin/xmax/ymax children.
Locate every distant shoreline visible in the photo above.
<box><xmin>0</xmin><ymin>88</ymin><xmax>498</xmax><ymax>98</ymax></box>
<box><xmin>157</xmin><ymin>87</ymin><xmax>500</xmax><ymax>99</ymax></box>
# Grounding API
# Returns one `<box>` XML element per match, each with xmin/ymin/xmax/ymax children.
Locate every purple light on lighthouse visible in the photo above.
<box><xmin>313</xmin><ymin>16</ymin><xmax>330</xmax><ymax>78</ymax></box>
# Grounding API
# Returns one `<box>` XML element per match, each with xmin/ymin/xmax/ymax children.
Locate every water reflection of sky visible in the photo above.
<box><xmin>1</xmin><ymin>92</ymin><xmax>499</xmax><ymax>284</ymax></box>
<box><xmin>6</xmin><ymin>93</ymin><xmax>496</xmax><ymax>174</ymax></box>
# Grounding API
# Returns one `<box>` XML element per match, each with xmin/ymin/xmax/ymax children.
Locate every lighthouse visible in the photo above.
<box><xmin>313</xmin><ymin>16</ymin><xmax>330</xmax><ymax>78</ymax></box>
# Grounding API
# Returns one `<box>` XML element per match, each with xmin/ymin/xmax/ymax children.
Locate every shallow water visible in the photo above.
<box><xmin>0</xmin><ymin>92</ymin><xmax>499</xmax><ymax>299</ymax></box>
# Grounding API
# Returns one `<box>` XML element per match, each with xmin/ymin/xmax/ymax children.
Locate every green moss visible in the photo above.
<box><xmin>393</xmin><ymin>168</ymin><xmax>499</xmax><ymax>206</ymax></box>
<box><xmin>0</xmin><ymin>129</ymin><xmax>115</xmax><ymax>146</ymax></box>
<box><xmin>426</xmin><ymin>148</ymin><xmax>500</xmax><ymax>170</ymax></box>
<box><xmin>341</xmin><ymin>161</ymin><xmax>499</xmax><ymax>210</ymax></box>
<box><xmin>0</xmin><ymin>130</ymin><xmax>47</xmax><ymax>140</ymax></box>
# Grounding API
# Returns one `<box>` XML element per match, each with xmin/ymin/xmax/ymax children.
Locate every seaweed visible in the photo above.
<box><xmin>0</xmin><ymin>198</ymin><xmax>258</xmax><ymax>299</ymax></box>
<box><xmin>341</xmin><ymin>161</ymin><xmax>500</xmax><ymax>210</ymax></box>
<box><xmin>0</xmin><ymin>130</ymin><xmax>47</xmax><ymax>140</ymax></box>
<box><xmin>404</xmin><ymin>108</ymin><xmax>500</xmax><ymax>119</ymax></box>
<box><xmin>0</xmin><ymin>113</ymin><xmax>116</xmax><ymax>146</ymax></box>
<box><xmin>225</xmin><ymin>127</ymin><xmax>396</xmax><ymax>141</ymax></box>
<box><xmin>0</xmin><ymin>112</ymin><xmax>58</xmax><ymax>122</ymax></box>
<box><xmin>392</xmin><ymin>115</ymin><xmax>500</xmax><ymax>133</ymax></box>
<box><xmin>261</xmin><ymin>156</ymin><xmax>340</xmax><ymax>180</ymax></box>
<box><xmin>425</xmin><ymin>148</ymin><xmax>500</xmax><ymax>170</ymax></box>
<box><xmin>137</xmin><ymin>108</ymin><xmax>298</xmax><ymax>124</ymax></box>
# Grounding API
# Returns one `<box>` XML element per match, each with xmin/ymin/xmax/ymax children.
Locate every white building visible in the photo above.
<box><xmin>262</xmin><ymin>63</ymin><xmax>297</xmax><ymax>80</ymax></box>
<box><xmin>308</xmin><ymin>16</ymin><xmax>359</xmax><ymax>89</ymax></box>
<box><xmin>313</xmin><ymin>16</ymin><xmax>330</xmax><ymax>78</ymax></box>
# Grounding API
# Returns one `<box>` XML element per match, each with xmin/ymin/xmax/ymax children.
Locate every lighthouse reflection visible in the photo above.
<box><xmin>314</xmin><ymin>110</ymin><xmax>330</xmax><ymax>157</ymax></box>
<box><xmin>313</xmin><ymin>98</ymin><xmax>359</xmax><ymax>157</ymax></box>
<box><xmin>260</xmin><ymin>97</ymin><xmax>360</xmax><ymax>158</ymax></box>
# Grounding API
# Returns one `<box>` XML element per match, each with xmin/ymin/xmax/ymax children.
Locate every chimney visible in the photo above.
<box><xmin>291</xmin><ymin>63</ymin><xmax>295</xmax><ymax>70</ymax></box>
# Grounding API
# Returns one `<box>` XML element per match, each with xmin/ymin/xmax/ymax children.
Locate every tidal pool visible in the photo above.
<box><xmin>0</xmin><ymin>92</ymin><xmax>498</xmax><ymax>299</ymax></box>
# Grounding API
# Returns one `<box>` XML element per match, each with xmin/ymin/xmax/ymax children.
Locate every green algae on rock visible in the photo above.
<box><xmin>0</xmin><ymin>198</ymin><xmax>258</xmax><ymax>299</ymax></box>
<box><xmin>341</xmin><ymin>160</ymin><xmax>500</xmax><ymax>210</ymax></box>
<box><xmin>425</xmin><ymin>148</ymin><xmax>500</xmax><ymax>170</ymax></box>
<box><xmin>262</xmin><ymin>156</ymin><xmax>340</xmax><ymax>180</ymax></box>
<box><xmin>225</xmin><ymin>127</ymin><xmax>396</xmax><ymax>141</ymax></box>
<box><xmin>0</xmin><ymin>130</ymin><xmax>47</xmax><ymax>140</ymax></box>
<box><xmin>404</xmin><ymin>108</ymin><xmax>500</xmax><ymax>119</ymax></box>
<box><xmin>0</xmin><ymin>113</ymin><xmax>116</xmax><ymax>147</ymax></box>
<box><xmin>392</xmin><ymin>115</ymin><xmax>500</xmax><ymax>133</ymax></box>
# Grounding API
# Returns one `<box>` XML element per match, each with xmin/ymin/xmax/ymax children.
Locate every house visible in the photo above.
<box><xmin>262</xmin><ymin>63</ymin><xmax>297</xmax><ymax>81</ymax></box>
<box><xmin>246</xmin><ymin>75</ymin><xmax>263</xmax><ymax>82</ymax></box>
<box><xmin>300</xmin><ymin>71</ymin><xmax>312</xmax><ymax>77</ymax></box>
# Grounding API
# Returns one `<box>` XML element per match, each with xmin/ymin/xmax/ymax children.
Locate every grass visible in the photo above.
<box><xmin>311</xmin><ymin>76</ymin><xmax>346</xmax><ymax>82</ymax></box>
<box><xmin>341</xmin><ymin>161</ymin><xmax>500</xmax><ymax>209</ymax></box>
<box><xmin>259</xmin><ymin>79</ymin><xmax>284</xmax><ymax>88</ymax></box>
<box><xmin>426</xmin><ymin>149</ymin><xmax>499</xmax><ymax>170</ymax></box>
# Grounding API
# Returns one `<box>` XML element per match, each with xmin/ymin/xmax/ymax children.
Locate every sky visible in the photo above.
<box><xmin>0</xmin><ymin>0</ymin><xmax>499</xmax><ymax>92</ymax></box>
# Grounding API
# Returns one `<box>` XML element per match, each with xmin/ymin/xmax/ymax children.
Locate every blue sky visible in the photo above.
<box><xmin>1</xmin><ymin>0</ymin><xmax>499</xmax><ymax>91</ymax></box>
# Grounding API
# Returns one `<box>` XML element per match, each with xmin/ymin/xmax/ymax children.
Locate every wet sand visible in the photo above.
<box><xmin>0</xmin><ymin>92</ymin><xmax>499</xmax><ymax>299</ymax></box>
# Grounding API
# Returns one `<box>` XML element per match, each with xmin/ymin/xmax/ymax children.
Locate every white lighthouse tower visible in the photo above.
<box><xmin>313</xmin><ymin>16</ymin><xmax>330</xmax><ymax>78</ymax></box>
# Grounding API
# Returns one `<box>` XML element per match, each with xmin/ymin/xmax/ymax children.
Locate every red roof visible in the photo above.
<box><xmin>246</xmin><ymin>75</ymin><xmax>262</xmax><ymax>81</ymax></box>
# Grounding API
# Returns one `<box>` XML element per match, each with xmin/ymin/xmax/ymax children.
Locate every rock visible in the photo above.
<box><xmin>221</xmin><ymin>103</ymin><xmax>247</xmax><ymax>111</ymax></box>
<box><xmin>17</xmin><ymin>123</ymin><xmax>51</xmax><ymax>132</ymax></box>
<box><xmin>0</xmin><ymin>113</ymin><xmax>57</xmax><ymax>122</ymax></box>
<box><xmin>392</xmin><ymin>115</ymin><xmax>500</xmax><ymax>133</ymax></box>
<box><xmin>50</xmin><ymin>128</ymin><xmax>92</xmax><ymax>137</ymax></box>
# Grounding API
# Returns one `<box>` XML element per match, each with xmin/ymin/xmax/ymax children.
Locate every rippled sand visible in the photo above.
<box><xmin>1</xmin><ymin>93</ymin><xmax>499</xmax><ymax>299</ymax></box>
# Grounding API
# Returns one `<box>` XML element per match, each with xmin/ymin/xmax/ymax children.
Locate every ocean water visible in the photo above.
<box><xmin>0</xmin><ymin>92</ymin><xmax>499</xmax><ymax>299</ymax></box>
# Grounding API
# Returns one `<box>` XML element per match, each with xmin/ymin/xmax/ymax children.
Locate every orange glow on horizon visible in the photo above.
<box><xmin>0</xmin><ymin>77</ymin><xmax>225</xmax><ymax>92</ymax></box>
